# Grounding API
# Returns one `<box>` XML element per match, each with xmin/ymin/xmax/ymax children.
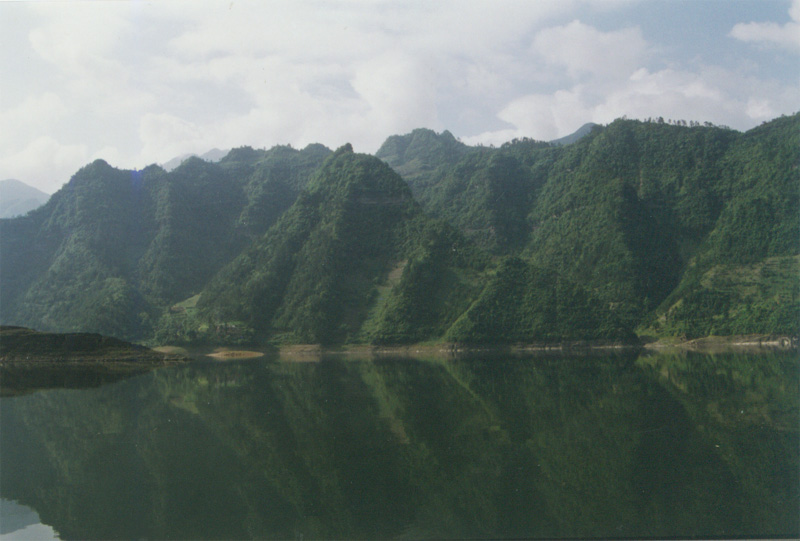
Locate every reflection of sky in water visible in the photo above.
<box><xmin>0</xmin><ymin>499</ymin><xmax>59</xmax><ymax>540</ymax></box>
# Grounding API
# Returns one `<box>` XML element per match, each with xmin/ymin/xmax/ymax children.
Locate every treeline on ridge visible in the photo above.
<box><xmin>1</xmin><ymin>113</ymin><xmax>797</xmax><ymax>345</ymax></box>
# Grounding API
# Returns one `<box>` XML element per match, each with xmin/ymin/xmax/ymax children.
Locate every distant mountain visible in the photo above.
<box><xmin>0</xmin><ymin>179</ymin><xmax>50</xmax><ymax>218</ymax></box>
<box><xmin>376</xmin><ymin>128</ymin><xmax>473</xmax><ymax>197</ymax></box>
<box><xmin>549</xmin><ymin>123</ymin><xmax>599</xmax><ymax>146</ymax></box>
<box><xmin>161</xmin><ymin>148</ymin><xmax>230</xmax><ymax>171</ymax></box>
<box><xmin>200</xmin><ymin>148</ymin><xmax>229</xmax><ymax>162</ymax></box>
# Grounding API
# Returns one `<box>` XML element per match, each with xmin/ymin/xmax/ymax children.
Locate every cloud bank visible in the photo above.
<box><xmin>730</xmin><ymin>0</ymin><xmax>800</xmax><ymax>52</ymax></box>
<box><xmin>0</xmin><ymin>0</ymin><xmax>797</xmax><ymax>193</ymax></box>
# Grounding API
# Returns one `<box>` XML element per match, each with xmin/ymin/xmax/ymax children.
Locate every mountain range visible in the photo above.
<box><xmin>0</xmin><ymin>179</ymin><xmax>50</xmax><ymax>219</ymax></box>
<box><xmin>1</xmin><ymin>114</ymin><xmax>797</xmax><ymax>345</ymax></box>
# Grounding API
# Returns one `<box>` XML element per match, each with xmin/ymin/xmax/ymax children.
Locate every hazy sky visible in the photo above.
<box><xmin>1</xmin><ymin>0</ymin><xmax>798</xmax><ymax>194</ymax></box>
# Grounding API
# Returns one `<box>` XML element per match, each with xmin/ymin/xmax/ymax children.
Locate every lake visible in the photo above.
<box><xmin>1</xmin><ymin>349</ymin><xmax>797</xmax><ymax>539</ymax></box>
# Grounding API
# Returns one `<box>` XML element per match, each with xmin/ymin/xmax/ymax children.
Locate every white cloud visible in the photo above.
<box><xmin>166</xmin><ymin>1</ymin><xmax>572</xmax><ymax>61</ymax></box>
<box><xmin>469</xmin><ymin>62</ymin><xmax>800</xmax><ymax>145</ymax></box>
<box><xmin>351</xmin><ymin>52</ymin><xmax>441</xmax><ymax>135</ymax></box>
<box><xmin>0</xmin><ymin>92</ymin><xmax>68</xmax><ymax>146</ymax></box>
<box><xmin>730</xmin><ymin>21</ymin><xmax>800</xmax><ymax>52</ymax></box>
<box><xmin>595</xmin><ymin>68</ymin><xmax>730</xmax><ymax>122</ymax></box>
<box><xmin>91</xmin><ymin>146</ymin><xmax>125</xmax><ymax>167</ymax></box>
<box><xmin>730</xmin><ymin>0</ymin><xmax>800</xmax><ymax>53</ymax></box>
<box><xmin>135</xmin><ymin>1</ymin><xmax>579</xmax><ymax>156</ymax></box>
<box><xmin>1</xmin><ymin>1</ymin><xmax>799</xmax><ymax>193</ymax></box>
<box><xmin>532</xmin><ymin>20</ymin><xmax>648</xmax><ymax>79</ymax></box>
<box><xmin>745</xmin><ymin>98</ymin><xmax>776</xmax><ymax>120</ymax></box>
<box><xmin>501</xmin><ymin>89</ymin><xmax>590</xmax><ymax>140</ymax></box>
<box><xmin>0</xmin><ymin>136</ymin><xmax>88</xmax><ymax>194</ymax></box>
<box><xmin>26</xmin><ymin>2</ymin><xmax>156</xmax><ymax>115</ymax></box>
<box><xmin>28</xmin><ymin>2</ymin><xmax>132</xmax><ymax>77</ymax></box>
<box><xmin>139</xmin><ymin>113</ymin><xmax>208</xmax><ymax>164</ymax></box>
<box><xmin>462</xmin><ymin>9</ymin><xmax>800</xmax><ymax>147</ymax></box>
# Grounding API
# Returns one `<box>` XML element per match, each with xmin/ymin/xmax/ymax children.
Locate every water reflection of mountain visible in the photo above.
<box><xmin>1</xmin><ymin>352</ymin><xmax>797</xmax><ymax>539</ymax></box>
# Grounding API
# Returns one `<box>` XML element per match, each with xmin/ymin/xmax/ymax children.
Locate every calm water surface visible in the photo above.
<box><xmin>1</xmin><ymin>350</ymin><xmax>797</xmax><ymax>539</ymax></box>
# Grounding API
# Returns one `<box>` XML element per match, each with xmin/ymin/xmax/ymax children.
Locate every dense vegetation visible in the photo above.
<box><xmin>1</xmin><ymin>113</ymin><xmax>797</xmax><ymax>345</ymax></box>
<box><xmin>445</xmin><ymin>257</ymin><xmax>635</xmax><ymax>344</ymax></box>
<box><xmin>0</xmin><ymin>325</ymin><xmax>180</xmax><ymax>363</ymax></box>
<box><xmin>380</xmin><ymin>113</ymin><xmax>799</xmax><ymax>341</ymax></box>
<box><xmin>195</xmin><ymin>145</ymin><xmax>488</xmax><ymax>345</ymax></box>
<box><xmin>0</xmin><ymin>144</ymin><xmax>331</xmax><ymax>340</ymax></box>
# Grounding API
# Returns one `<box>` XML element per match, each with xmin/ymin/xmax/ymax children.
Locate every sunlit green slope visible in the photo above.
<box><xmin>195</xmin><ymin>145</ymin><xmax>487</xmax><ymax>344</ymax></box>
<box><xmin>384</xmin><ymin>114</ymin><xmax>799</xmax><ymax>338</ymax></box>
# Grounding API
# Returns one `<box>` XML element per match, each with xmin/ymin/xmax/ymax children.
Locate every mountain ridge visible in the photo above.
<box><xmin>160</xmin><ymin>148</ymin><xmax>230</xmax><ymax>171</ymax></box>
<box><xmin>549</xmin><ymin>123</ymin><xmax>599</xmax><ymax>146</ymax></box>
<box><xmin>1</xmin><ymin>113</ymin><xmax>797</xmax><ymax>345</ymax></box>
<box><xmin>0</xmin><ymin>179</ymin><xmax>50</xmax><ymax>218</ymax></box>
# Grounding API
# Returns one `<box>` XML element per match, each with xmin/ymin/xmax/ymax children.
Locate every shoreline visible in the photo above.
<box><xmin>270</xmin><ymin>334</ymin><xmax>797</xmax><ymax>361</ymax></box>
<box><xmin>0</xmin><ymin>326</ymin><xmax>190</xmax><ymax>365</ymax></box>
<box><xmin>641</xmin><ymin>333</ymin><xmax>797</xmax><ymax>353</ymax></box>
<box><xmin>3</xmin><ymin>327</ymin><xmax>795</xmax><ymax>366</ymax></box>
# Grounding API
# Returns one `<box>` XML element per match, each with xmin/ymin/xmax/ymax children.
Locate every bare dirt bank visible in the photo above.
<box><xmin>276</xmin><ymin>340</ymin><xmax>641</xmax><ymax>361</ymax></box>
<box><xmin>643</xmin><ymin>334</ymin><xmax>797</xmax><ymax>353</ymax></box>
<box><xmin>207</xmin><ymin>348</ymin><xmax>265</xmax><ymax>360</ymax></box>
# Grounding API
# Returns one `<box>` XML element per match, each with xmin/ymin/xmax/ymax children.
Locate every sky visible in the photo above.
<box><xmin>1</xmin><ymin>0</ymin><xmax>798</xmax><ymax>194</ymax></box>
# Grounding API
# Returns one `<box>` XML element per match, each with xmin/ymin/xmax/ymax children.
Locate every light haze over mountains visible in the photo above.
<box><xmin>2</xmin><ymin>1</ymin><xmax>797</xmax><ymax>194</ymax></box>
<box><xmin>0</xmin><ymin>179</ymin><xmax>50</xmax><ymax>218</ymax></box>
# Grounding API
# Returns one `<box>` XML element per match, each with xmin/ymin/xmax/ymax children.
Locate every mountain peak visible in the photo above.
<box><xmin>334</xmin><ymin>143</ymin><xmax>354</xmax><ymax>155</ymax></box>
<box><xmin>161</xmin><ymin>148</ymin><xmax>230</xmax><ymax>171</ymax></box>
<box><xmin>550</xmin><ymin>123</ymin><xmax>599</xmax><ymax>146</ymax></box>
<box><xmin>0</xmin><ymin>179</ymin><xmax>51</xmax><ymax>218</ymax></box>
<box><xmin>310</xmin><ymin>147</ymin><xmax>414</xmax><ymax>206</ymax></box>
<box><xmin>375</xmin><ymin>128</ymin><xmax>470</xmax><ymax>175</ymax></box>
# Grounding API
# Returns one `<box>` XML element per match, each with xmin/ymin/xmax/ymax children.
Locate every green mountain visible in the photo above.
<box><xmin>445</xmin><ymin>257</ymin><xmax>635</xmax><ymax>344</ymax></box>
<box><xmin>190</xmin><ymin>147</ymin><xmax>631</xmax><ymax>345</ymax></box>
<box><xmin>194</xmin><ymin>145</ymin><xmax>487</xmax><ymax>345</ymax></box>
<box><xmin>648</xmin><ymin>115</ymin><xmax>800</xmax><ymax>337</ymax></box>
<box><xmin>385</xmin><ymin>115</ymin><xmax>799</xmax><ymax>339</ymax></box>
<box><xmin>414</xmin><ymin>150</ymin><xmax>546</xmax><ymax>254</ymax></box>
<box><xmin>375</xmin><ymin>128</ymin><xmax>474</xmax><ymax>198</ymax></box>
<box><xmin>1</xmin><ymin>114</ymin><xmax>797</xmax><ymax>345</ymax></box>
<box><xmin>0</xmin><ymin>144</ymin><xmax>331</xmax><ymax>340</ymax></box>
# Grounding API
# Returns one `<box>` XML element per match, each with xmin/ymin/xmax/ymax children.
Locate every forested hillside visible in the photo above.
<box><xmin>1</xmin><ymin>113</ymin><xmax>797</xmax><ymax>345</ymax></box>
<box><xmin>188</xmin><ymin>145</ymin><xmax>497</xmax><ymax>345</ymax></box>
<box><xmin>380</xmin><ymin>114</ymin><xmax>799</xmax><ymax>341</ymax></box>
<box><xmin>0</xmin><ymin>144</ymin><xmax>331</xmax><ymax>339</ymax></box>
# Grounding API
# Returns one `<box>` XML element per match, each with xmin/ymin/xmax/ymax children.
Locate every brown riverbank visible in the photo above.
<box><xmin>643</xmin><ymin>334</ymin><xmax>797</xmax><ymax>353</ymax></box>
<box><xmin>207</xmin><ymin>348</ymin><xmax>265</xmax><ymax>360</ymax></box>
<box><xmin>274</xmin><ymin>335</ymin><xmax>796</xmax><ymax>361</ymax></box>
<box><xmin>272</xmin><ymin>340</ymin><xmax>641</xmax><ymax>361</ymax></box>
